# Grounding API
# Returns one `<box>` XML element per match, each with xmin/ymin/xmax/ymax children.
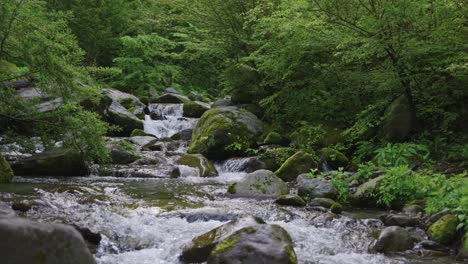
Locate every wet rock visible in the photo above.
<box><xmin>11</xmin><ymin>201</ymin><xmax>32</xmax><ymax>213</ymax></box>
<box><xmin>188</xmin><ymin>106</ymin><xmax>263</xmax><ymax>159</ymax></box>
<box><xmin>371</xmin><ymin>226</ymin><xmax>414</xmax><ymax>253</ymax></box>
<box><xmin>128</xmin><ymin>136</ymin><xmax>158</xmax><ymax>148</ymax></box>
<box><xmin>149</xmin><ymin>111</ymin><xmax>167</xmax><ymax>120</ymax></box>
<box><xmin>275</xmin><ymin>151</ymin><xmax>317</xmax><ymax>182</ymax></box>
<box><xmin>0</xmin><ymin>202</ymin><xmax>15</xmax><ymax>218</ymax></box>
<box><xmin>207</xmin><ymin>224</ymin><xmax>296</xmax><ymax>264</ymax></box>
<box><xmin>297</xmin><ymin>174</ymin><xmax>337</xmax><ymax>200</ymax></box>
<box><xmin>416</xmin><ymin>240</ymin><xmax>449</xmax><ymax>255</ymax></box>
<box><xmin>153</xmin><ymin>93</ymin><xmax>190</xmax><ymax>104</ymax></box>
<box><xmin>428</xmin><ymin>214</ymin><xmax>458</xmax><ymax>245</ymax></box>
<box><xmin>402</xmin><ymin>204</ymin><xmax>424</xmax><ymax>217</ymax></box>
<box><xmin>275</xmin><ymin>195</ymin><xmax>306</xmax><ymax>207</ymax></box>
<box><xmin>183</xmin><ymin>101</ymin><xmax>210</xmax><ymax>118</ymax></box>
<box><xmin>258</xmin><ymin>147</ymin><xmax>296</xmax><ymax>171</ymax></box>
<box><xmin>170</xmin><ymin>129</ymin><xmax>193</xmax><ymax>141</ymax></box>
<box><xmin>308</xmin><ymin>198</ymin><xmax>342</xmax><ymax>213</ymax></box>
<box><xmin>236</xmin><ymin>157</ymin><xmax>266</xmax><ymax>173</ymax></box>
<box><xmin>72</xmin><ymin>225</ymin><xmax>102</xmax><ymax>254</ymax></box>
<box><xmin>103</xmin><ymin>88</ymin><xmax>143</xmax><ymax>108</ymax></box>
<box><xmin>107</xmin><ymin>101</ymin><xmax>144</xmax><ymax>136</ymax></box>
<box><xmin>227</xmin><ymin>170</ymin><xmax>288</xmax><ymax>199</ymax></box>
<box><xmin>130</xmin><ymin>129</ymin><xmax>155</xmax><ymax>137</ymax></box>
<box><xmin>426</xmin><ymin>209</ymin><xmax>450</xmax><ymax>226</ymax></box>
<box><xmin>351</xmin><ymin>175</ymin><xmax>384</xmax><ymax>207</ymax></box>
<box><xmin>108</xmin><ymin>142</ymin><xmax>141</xmax><ymax>165</ymax></box>
<box><xmin>180</xmin><ymin>216</ymin><xmax>265</xmax><ymax>263</ymax></box>
<box><xmin>171</xmin><ymin>208</ymin><xmax>239</xmax><ymax>223</ymax></box>
<box><xmin>0</xmin><ymin>154</ymin><xmax>14</xmax><ymax>183</ymax></box>
<box><xmin>0</xmin><ymin>218</ymin><xmax>95</xmax><ymax>264</ymax></box>
<box><xmin>380</xmin><ymin>213</ymin><xmax>420</xmax><ymax>227</ymax></box>
<box><xmin>177</xmin><ymin>154</ymin><xmax>218</xmax><ymax>177</ymax></box>
<box><xmin>142</xmin><ymin>141</ymin><xmax>164</xmax><ymax>151</ymax></box>
<box><xmin>4</xmin><ymin>79</ymin><xmax>31</xmax><ymax>89</ymax></box>
<box><xmin>319</xmin><ymin>148</ymin><xmax>349</xmax><ymax>170</ymax></box>
<box><xmin>11</xmin><ymin>148</ymin><xmax>87</xmax><ymax>176</ymax></box>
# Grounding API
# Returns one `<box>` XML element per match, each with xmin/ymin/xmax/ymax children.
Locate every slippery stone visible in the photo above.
<box><xmin>275</xmin><ymin>151</ymin><xmax>317</xmax><ymax>182</ymax></box>
<box><xmin>227</xmin><ymin>170</ymin><xmax>288</xmax><ymax>198</ymax></box>
<box><xmin>177</xmin><ymin>154</ymin><xmax>218</xmax><ymax>177</ymax></box>
<box><xmin>297</xmin><ymin>174</ymin><xmax>337</xmax><ymax>200</ymax></box>
<box><xmin>372</xmin><ymin>226</ymin><xmax>414</xmax><ymax>253</ymax></box>
<box><xmin>428</xmin><ymin>214</ymin><xmax>458</xmax><ymax>246</ymax></box>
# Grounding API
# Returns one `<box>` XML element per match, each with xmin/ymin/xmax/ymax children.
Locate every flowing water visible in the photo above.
<box><xmin>0</xmin><ymin>103</ymin><xmax>462</xmax><ymax>264</ymax></box>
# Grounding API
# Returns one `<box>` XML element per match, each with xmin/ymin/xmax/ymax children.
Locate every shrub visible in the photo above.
<box><xmin>374</xmin><ymin>143</ymin><xmax>430</xmax><ymax>167</ymax></box>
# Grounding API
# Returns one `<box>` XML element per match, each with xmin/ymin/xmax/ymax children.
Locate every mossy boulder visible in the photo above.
<box><xmin>0</xmin><ymin>155</ymin><xmax>14</xmax><ymax>183</ymax></box>
<box><xmin>153</xmin><ymin>93</ymin><xmax>190</xmax><ymax>104</ymax></box>
<box><xmin>207</xmin><ymin>224</ymin><xmax>297</xmax><ymax>264</ymax></box>
<box><xmin>264</xmin><ymin>132</ymin><xmax>287</xmax><ymax>145</ymax></box>
<box><xmin>188</xmin><ymin>107</ymin><xmax>263</xmax><ymax>159</ymax></box>
<box><xmin>11</xmin><ymin>149</ymin><xmax>87</xmax><ymax>176</ymax></box>
<box><xmin>428</xmin><ymin>214</ymin><xmax>458</xmax><ymax>245</ymax></box>
<box><xmin>319</xmin><ymin>148</ymin><xmax>349</xmax><ymax>170</ymax></box>
<box><xmin>371</xmin><ymin>226</ymin><xmax>414</xmax><ymax>253</ymax></box>
<box><xmin>183</xmin><ymin>101</ymin><xmax>210</xmax><ymax>118</ymax></box>
<box><xmin>180</xmin><ymin>216</ymin><xmax>265</xmax><ymax>263</ymax></box>
<box><xmin>258</xmin><ymin>147</ymin><xmax>296</xmax><ymax>171</ymax></box>
<box><xmin>130</xmin><ymin>129</ymin><xmax>155</xmax><ymax>137</ymax></box>
<box><xmin>107</xmin><ymin>102</ymin><xmax>144</xmax><ymax>136</ymax></box>
<box><xmin>297</xmin><ymin>175</ymin><xmax>337</xmax><ymax>200</ymax></box>
<box><xmin>177</xmin><ymin>154</ymin><xmax>218</xmax><ymax>177</ymax></box>
<box><xmin>108</xmin><ymin>142</ymin><xmax>141</xmax><ymax>165</ymax></box>
<box><xmin>227</xmin><ymin>170</ymin><xmax>288</xmax><ymax>198</ymax></box>
<box><xmin>380</xmin><ymin>94</ymin><xmax>415</xmax><ymax>142</ymax></box>
<box><xmin>274</xmin><ymin>151</ymin><xmax>317</xmax><ymax>182</ymax></box>
<box><xmin>351</xmin><ymin>175</ymin><xmax>384</xmax><ymax>207</ymax></box>
<box><xmin>275</xmin><ymin>195</ymin><xmax>306</xmax><ymax>207</ymax></box>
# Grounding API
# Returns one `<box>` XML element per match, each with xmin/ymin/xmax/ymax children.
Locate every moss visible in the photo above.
<box><xmin>139</xmin><ymin>96</ymin><xmax>149</xmax><ymax>105</ymax></box>
<box><xmin>428</xmin><ymin>214</ymin><xmax>458</xmax><ymax>245</ymax></box>
<box><xmin>183</xmin><ymin>101</ymin><xmax>208</xmax><ymax>118</ymax></box>
<box><xmin>275</xmin><ymin>151</ymin><xmax>317</xmax><ymax>182</ymax></box>
<box><xmin>330</xmin><ymin>202</ymin><xmax>343</xmax><ymax>214</ymax></box>
<box><xmin>118</xmin><ymin>98</ymin><xmax>134</xmax><ymax>109</ymax></box>
<box><xmin>211</xmin><ymin>234</ymin><xmax>240</xmax><ymax>255</ymax></box>
<box><xmin>178</xmin><ymin>154</ymin><xmax>217</xmax><ymax>177</ymax></box>
<box><xmin>227</xmin><ymin>182</ymin><xmax>237</xmax><ymax>194</ymax></box>
<box><xmin>264</xmin><ymin>132</ymin><xmax>284</xmax><ymax>145</ymax></box>
<box><xmin>0</xmin><ymin>155</ymin><xmax>14</xmax><ymax>183</ymax></box>
<box><xmin>320</xmin><ymin>148</ymin><xmax>349</xmax><ymax>169</ymax></box>
<box><xmin>130</xmin><ymin>129</ymin><xmax>153</xmax><ymax>137</ymax></box>
<box><xmin>285</xmin><ymin>245</ymin><xmax>297</xmax><ymax>264</ymax></box>
<box><xmin>259</xmin><ymin>147</ymin><xmax>296</xmax><ymax>171</ymax></box>
<box><xmin>275</xmin><ymin>195</ymin><xmax>306</xmax><ymax>207</ymax></box>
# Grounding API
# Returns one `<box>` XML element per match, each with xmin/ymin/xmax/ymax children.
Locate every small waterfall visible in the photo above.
<box><xmin>143</xmin><ymin>104</ymin><xmax>198</xmax><ymax>138</ymax></box>
<box><xmin>215</xmin><ymin>158</ymin><xmax>254</xmax><ymax>173</ymax></box>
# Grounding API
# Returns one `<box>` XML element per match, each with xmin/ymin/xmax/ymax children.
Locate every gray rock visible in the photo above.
<box><xmin>165</xmin><ymin>87</ymin><xmax>180</xmax><ymax>94</ymax></box>
<box><xmin>0</xmin><ymin>218</ymin><xmax>95</xmax><ymax>264</ymax></box>
<box><xmin>103</xmin><ymin>88</ymin><xmax>143</xmax><ymax>107</ymax></box>
<box><xmin>129</xmin><ymin>136</ymin><xmax>158</xmax><ymax>148</ymax></box>
<box><xmin>380</xmin><ymin>213</ymin><xmax>420</xmax><ymax>227</ymax></box>
<box><xmin>107</xmin><ymin>102</ymin><xmax>143</xmax><ymax>136</ymax></box>
<box><xmin>275</xmin><ymin>195</ymin><xmax>306</xmax><ymax>207</ymax></box>
<box><xmin>212</xmin><ymin>98</ymin><xmax>233</xmax><ymax>108</ymax></box>
<box><xmin>108</xmin><ymin>142</ymin><xmax>141</xmax><ymax>165</ymax></box>
<box><xmin>297</xmin><ymin>174</ymin><xmax>337</xmax><ymax>200</ymax></box>
<box><xmin>228</xmin><ymin>170</ymin><xmax>288</xmax><ymax>198</ymax></box>
<box><xmin>170</xmin><ymin>129</ymin><xmax>193</xmax><ymax>141</ymax></box>
<box><xmin>36</xmin><ymin>98</ymin><xmax>63</xmax><ymax>113</ymax></box>
<box><xmin>371</xmin><ymin>226</ymin><xmax>414</xmax><ymax>253</ymax></box>
<box><xmin>207</xmin><ymin>224</ymin><xmax>296</xmax><ymax>264</ymax></box>
<box><xmin>153</xmin><ymin>94</ymin><xmax>190</xmax><ymax>104</ymax></box>
<box><xmin>402</xmin><ymin>204</ymin><xmax>425</xmax><ymax>216</ymax></box>
<box><xmin>351</xmin><ymin>175</ymin><xmax>384</xmax><ymax>207</ymax></box>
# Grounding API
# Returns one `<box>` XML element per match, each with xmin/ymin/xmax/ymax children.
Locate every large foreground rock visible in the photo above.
<box><xmin>207</xmin><ymin>224</ymin><xmax>297</xmax><ymax>264</ymax></box>
<box><xmin>11</xmin><ymin>149</ymin><xmax>87</xmax><ymax>176</ymax></box>
<box><xmin>0</xmin><ymin>218</ymin><xmax>95</xmax><ymax>264</ymax></box>
<box><xmin>275</xmin><ymin>151</ymin><xmax>317</xmax><ymax>182</ymax></box>
<box><xmin>372</xmin><ymin>226</ymin><xmax>414</xmax><ymax>253</ymax></box>
<box><xmin>296</xmin><ymin>174</ymin><xmax>337</xmax><ymax>200</ymax></box>
<box><xmin>227</xmin><ymin>170</ymin><xmax>288</xmax><ymax>198</ymax></box>
<box><xmin>188</xmin><ymin>107</ymin><xmax>263</xmax><ymax>159</ymax></box>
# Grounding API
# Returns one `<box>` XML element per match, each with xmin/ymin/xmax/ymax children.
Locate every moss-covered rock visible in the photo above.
<box><xmin>228</xmin><ymin>170</ymin><xmax>288</xmax><ymax>198</ymax></box>
<box><xmin>138</xmin><ymin>96</ymin><xmax>149</xmax><ymax>105</ymax></box>
<box><xmin>188</xmin><ymin>92</ymin><xmax>211</xmax><ymax>103</ymax></box>
<box><xmin>180</xmin><ymin>216</ymin><xmax>265</xmax><ymax>263</ymax></box>
<box><xmin>258</xmin><ymin>147</ymin><xmax>296</xmax><ymax>171</ymax></box>
<box><xmin>130</xmin><ymin>129</ymin><xmax>154</xmax><ymax>137</ymax></box>
<box><xmin>107</xmin><ymin>102</ymin><xmax>144</xmax><ymax>136</ymax></box>
<box><xmin>207</xmin><ymin>224</ymin><xmax>297</xmax><ymax>264</ymax></box>
<box><xmin>350</xmin><ymin>175</ymin><xmax>384</xmax><ymax>207</ymax></box>
<box><xmin>428</xmin><ymin>214</ymin><xmax>458</xmax><ymax>245</ymax></box>
<box><xmin>178</xmin><ymin>154</ymin><xmax>218</xmax><ymax>177</ymax></box>
<box><xmin>264</xmin><ymin>132</ymin><xmax>287</xmax><ymax>145</ymax></box>
<box><xmin>319</xmin><ymin>148</ymin><xmax>349</xmax><ymax>170</ymax></box>
<box><xmin>153</xmin><ymin>94</ymin><xmax>190</xmax><ymax>104</ymax></box>
<box><xmin>275</xmin><ymin>195</ymin><xmax>306</xmax><ymax>207</ymax></box>
<box><xmin>118</xmin><ymin>97</ymin><xmax>134</xmax><ymax>109</ymax></box>
<box><xmin>11</xmin><ymin>149</ymin><xmax>87</xmax><ymax>176</ymax></box>
<box><xmin>380</xmin><ymin>94</ymin><xmax>414</xmax><ymax>142</ymax></box>
<box><xmin>371</xmin><ymin>226</ymin><xmax>414</xmax><ymax>253</ymax></box>
<box><xmin>108</xmin><ymin>142</ymin><xmax>141</xmax><ymax>165</ymax></box>
<box><xmin>188</xmin><ymin>107</ymin><xmax>263</xmax><ymax>159</ymax></box>
<box><xmin>183</xmin><ymin>101</ymin><xmax>209</xmax><ymax>118</ymax></box>
<box><xmin>274</xmin><ymin>151</ymin><xmax>317</xmax><ymax>182</ymax></box>
<box><xmin>0</xmin><ymin>155</ymin><xmax>14</xmax><ymax>183</ymax></box>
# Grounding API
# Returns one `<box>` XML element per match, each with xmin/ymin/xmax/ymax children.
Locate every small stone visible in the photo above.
<box><xmin>275</xmin><ymin>195</ymin><xmax>306</xmax><ymax>207</ymax></box>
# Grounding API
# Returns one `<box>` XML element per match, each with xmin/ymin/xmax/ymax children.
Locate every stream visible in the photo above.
<box><xmin>0</xmin><ymin>103</ymin><xmax>461</xmax><ymax>264</ymax></box>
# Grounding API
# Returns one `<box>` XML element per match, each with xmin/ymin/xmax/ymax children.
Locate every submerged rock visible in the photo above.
<box><xmin>177</xmin><ymin>154</ymin><xmax>218</xmax><ymax>177</ymax></box>
<box><xmin>0</xmin><ymin>218</ymin><xmax>95</xmax><ymax>264</ymax></box>
<box><xmin>275</xmin><ymin>151</ymin><xmax>317</xmax><ymax>182</ymax></box>
<box><xmin>428</xmin><ymin>214</ymin><xmax>458</xmax><ymax>246</ymax></box>
<box><xmin>11</xmin><ymin>149</ymin><xmax>87</xmax><ymax>176</ymax></box>
<box><xmin>0</xmin><ymin>155</ymin><xmax>14</xmax><ymax>183</ymax></box>
<box><xmin>297</xmin><ymin>174</ymin><xmax>337</xmax><ymax>200</ymax></box>
<box><xmin>227</xmin><ymin>170</ymin><xmax>288</xmax><ymax>198</ymax></box>
<box><xmin>207</xmin><ymin>224</ymin><xmax>297</xmax><ymax>264</ymax></box>
<box><xmin>372</xmin><ymin>226</ymin><xmax>414</xmax><ymax>253</ymax></box>
<box><xmin>180</xmin><ymin>216</ymin><xmax>265</xmax><ymax>263</ymax></box>
<box><xmin>188</xmin><ymin>106</ymin><xmax>263</xmax><ymax>159</ymax></box>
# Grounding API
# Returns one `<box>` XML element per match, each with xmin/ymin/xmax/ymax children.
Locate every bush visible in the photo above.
<box><xmin>374</xmin><ymin>143</ymin><xmax>430</xmax><ymax>167</ymax></box>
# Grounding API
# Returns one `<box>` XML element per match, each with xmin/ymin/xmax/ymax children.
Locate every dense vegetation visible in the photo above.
<box><xmin>0</xmin><ymin>0</ymin><xmax>467</xmax><ymax>247</ymax></box>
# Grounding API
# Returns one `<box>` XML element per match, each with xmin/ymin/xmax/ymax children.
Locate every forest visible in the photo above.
<box><xmin>0</xmin><ymin>0</ymin><xmax>467</xmax><ymax>263</ymax></box>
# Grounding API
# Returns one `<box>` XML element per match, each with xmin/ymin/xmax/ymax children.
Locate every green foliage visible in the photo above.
<box><xmin>353</xmin><ymin>162</ymin><xmax>379</xmax><ymax>185</ymax></box>
<box><xmin>290</xmin><ymin>123</ymin><xmax>325</xmax><ymax>154</ymax></box>
<box><xmin>374</xmin><ymin>143</ymin><xmax>430</xmax><ymax>167</ymax></box>
<box><xmin>328</xmin><ymin>169</ymin><xmax>351</xmax><ymax>204</ymax></box>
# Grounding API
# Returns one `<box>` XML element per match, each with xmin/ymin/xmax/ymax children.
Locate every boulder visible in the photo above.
<box><xmin>275</xmin><ymin>151</ymin><xmax>317</xmax><ymax>182</ymax></box>
<box><xmin>108</xmin><ymin>142</ymin><xmax>141</xmax><ymax>165</ymax></box>
<box><xmin>428</xmin><ymin>214</ymin><xmax>458</xmax><ymax>246</ymax></box>
<box><xmin>11</xmin><ymin>149</ymin><xmax>87</xmax><ymax>176</ymax></box>
<box><xmin>380</xmin><ymin>94</ymin><xmax>414</xmax><ymax>142</ymax></box>
<box><xmin>308</xmin><ymin>198</ymin><xmax>343</xmax><ymax>213</ymax></box>
<box><xmin>297</xmin><ymin>174</ymin><xmax>337</xmax><ymax>200</ymax></box>
<box><xmin>402</xmin><ymin>204</ymin><xmax>425</xmax><ymax>217</ymax></box>
<box><xmin>263</xmin><ymin>132</ymin><xmax>287</xmax><ymax>145</ymax></box>
<box><xmin>319</xmin><ymin>148</ymin><xmax>349</xmax><ymax>170</ymax></box>
<box><xmin>207</xmin><ymin>224</ymin><xmax>297</xmax><ymax>264</ymax></box>
<box><xmin>351</xmin><ymin>175</ymin><xmax>384</xmax><ymax>207</ymax></box>
<box><xmin>380</xmin><ymin>213</ymin><xmax>420</xmax><ymax>227</ymax></box>
<box><xmin>107</xmin><ymin>102</ymin><xmax>144</xmax><ymax>136</ymax></box>
<box><xmin>180</xmin><ymin>216</ymin><xmax>265</xmax><ymax>263</ymax></box>
<box><xmin>372</xmin><ymin>226</ymin><xmax>414</xmax><ymax>253</ymax></box>
<box><xmin>130</xmin><ymin>129</ymin><xmax>155</xmax><ymax>137</ymax></box>
<box><xmin>275</xmin><ymin>195</ymin><xmax>306</xmax><ymax>207</ymax></box>
<box><xmin>36</xmin><ymin>98</ymin><xmax>63</xmax><ymax>113</ymax></box>
<box><xmin>170</xmin><ymin>129</ymin><xmax>193</xmax><ymax>141</ymax></box>
<box><xmin>165</xmin><ymin>87</ymin><xmax>180</xmax><ymax>94</ymax></box>
<box><xmin>0</xmin><ymin>218</ymin><xmax>95</xmax><ymax>264</ymax></box>
<box><xmin>177</xmin><ymin>154</ymin><xmax>218</xmax><ymax>177</ymax></box>
<box><xmin>153</xmin><ymin>94</ymin><xmax>190</xmax><ymax>104</ymax></box>
<box><xmin>258</xmin><ymin>147</ymin><xmax>296</xmax><ymax>171</ymax></box>
<box><xmin>232</xmin><ymin>157</ymin><xmax>266</xmax><ymax>173</ymax></box>
<box><xmin>188</xmin><ymin>107</ymin><xmax>263</xmax><ymax>159</ymax></box>
<box><xmin>183</xmin><ymin>101</ymin><xmax>210</xmax><ymax>118</ymax></box>
<box><xmin>0</xmin><ymin>155</ymin><xmax>14</xmax><ymax>183</ymax></box>
<box><xmin>212</xmin><ymin>98</ymin><xmax>233</xmax><ymax>108</ymax></box>
<box><xmin>227</xmin><ymin>170</ymin><xmax>288</xmax><ymax>198</ymax></box>
<box><xmin>103</xmin><ymin>88</ymin><xmax>143</xmax><ymax>108</ymax></box>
